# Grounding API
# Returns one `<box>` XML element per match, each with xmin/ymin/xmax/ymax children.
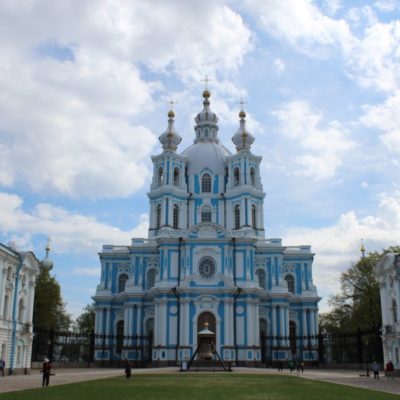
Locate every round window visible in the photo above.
<box><xmin>199</xmin><ymin>257</ymin><xmax>216</xmax><ymax>279</ymax></box>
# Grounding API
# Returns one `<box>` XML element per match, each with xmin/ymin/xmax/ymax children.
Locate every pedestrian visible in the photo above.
<box><xmin>41</xmin><ymin>358</ymin><xmax>52</xmax><ymax>387</ymax></box>
<box><xmin>300</xmin><ymin>361</ymin><xmax>304</xmax><ymax>373</ymax></box>
<box><xmin>371</xmin><ymin>360</ymin><xmax>380</xmax><ymax>380</ymax></box>
<box><xmin>288</xmin><ymin>359</ymin><xmax>294</xmax><ymax>373</ymax></box>
<box><xmin>386</xmin><ymin>360</ymin><xmax>394</xmax><ymax>379</ymax></box>
<box><xmin>124</xmin><ymin>358</ymin><xmax>132</xmax><ymax>379</ymax></box>
<box><xmin>277</xmin><ymin>361</ymin><xmax>283</xmax><ymax>372</ymax></box>
<box><xmin>0</xmin><ymin>358</ymin><xmax>5</xmax><ymax>377</ymax></box>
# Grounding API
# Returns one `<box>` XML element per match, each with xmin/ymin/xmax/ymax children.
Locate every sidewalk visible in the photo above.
<box><xmin>0</xmin><ymin>367</ymin><xmax>399</xmax><ymax>395</ymax></box>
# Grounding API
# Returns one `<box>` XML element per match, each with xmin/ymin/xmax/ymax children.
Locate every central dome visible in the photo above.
<box><xmin>181</xmin><ymin>141</ymin><xmax>231</xmax><ymax>175</ymax></box>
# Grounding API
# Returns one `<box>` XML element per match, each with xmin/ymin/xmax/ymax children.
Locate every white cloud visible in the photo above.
<box><xmin>0</xmin><ymin>0</ymin><xmax>252</xmax><ymax>198</ymax></box>
<box><xmin>0</xmin><ymin>191</ymin><xmax>149</xmax><ymax>254</ymax></box>
<box><xmin>244</xmin><ymin>0</ymin><xmax>353</xmax><ymax>55</ymax></box>
<box><xmin>272</xmin><ymin>101</ymin><xmax>355</xmax><ymax>180</ymax></box>
<box><xmin>360</xmin><ymin>91</ymin><xmax>400</xmax><ymax>151</ymax></box>
<box><xmin>274</xmin><ymin>58</ymin><xmax>286</xmax><ymax>74</ymax></box>
<box><xmin>284</xmin><ymin>191</ymin><xmax>400</xmax><ymax>309</ymax></box>
<box><xmin>374</xmin><ymin>0</ymin><xmax>398</xmax><ymax>12</ymax></box>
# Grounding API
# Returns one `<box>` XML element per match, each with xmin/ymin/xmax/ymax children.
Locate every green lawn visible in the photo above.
<box><xmin>1</xmin><ymin>373</ymin><xmax>398</xmax><ymax>400</ymax></box>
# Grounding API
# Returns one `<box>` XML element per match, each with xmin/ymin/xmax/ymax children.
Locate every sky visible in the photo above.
<box><xmin>1</xmin><ymin>0</ymin><xmax>400</xmax><ymax>320</ymax></box>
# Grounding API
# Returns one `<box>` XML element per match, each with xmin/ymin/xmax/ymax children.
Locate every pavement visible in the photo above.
<box><xmin>0</xmin><ymin>367</ymin><xmax>399</xmax><ymax>395</ymax></box>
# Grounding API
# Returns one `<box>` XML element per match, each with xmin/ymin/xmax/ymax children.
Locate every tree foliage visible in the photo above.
<box><xmin>321</xmin><ymin>246</ymin><xmax>400</xmax><ymax>334</ymax></box>
<box><xmin>75</xmin><ymin>304</ymin><xmax>95</xmax><ymax>332</ymax></box>
<box><xmin>33</xmin><ymin>266</ymin><xmax>71</xmax><ymax>331</ymax></box>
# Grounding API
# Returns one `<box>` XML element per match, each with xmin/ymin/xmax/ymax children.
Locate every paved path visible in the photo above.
<box><xmin>0</xmin><ymin>367</ymin><xmax>399</xmax><ymax>395</ymax></box>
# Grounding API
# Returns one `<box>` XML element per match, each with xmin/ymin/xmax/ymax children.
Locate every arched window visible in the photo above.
<box><xmin>393</xmin><ymin>299</ymin><xmax>398</xmax><ymax>323</ymax></box>
<box><xmin>289</xmin><ymin>321</ymin><xmax>297</xmax><ymax>355</ymax></box>
<box><xmin>147</xmin><ymin>269</ymin><xmax>157</xmax><ymax>289</ymax></box>
<box><xmin>156</xmin><ymin>204</ymin><xmax>162</xmax><ymax>229</ymax></box>
<box><xmin>256</xmin><ymin>269</ymin><xmax>266</xmax><ymax>289</ymax></box>
<box><xmin>252</xmin><ymin>205</ymin><xmax>257</xmax><ymax>229</ymax></box>
<box><xmin>234</xmin><ymin>205</ymin><xmax>240</xmax><ymax>229</ymax></box>
<box><xmin>202</xmin><ymin>173</ymin><xmax>212</xmax><ymax>193</ymax></box>
<box><xmin>3</xmin><ymin>295</ymin><xmax>9</xmax><ymax>319</ymax></box>
<box><xmin>118</xmin><ymin>273</ymin><xmax>128</xmax><ymax>293</ymax></box>
<box><xmin>285</xmin><ymin>275</ymin><xmax>295</xmax><ymax>293</ymax></box>
<box><xmin>201</xmin><ymin>206</ymin><xmax>212</xmax><ymax>223</ymax></box>
<box><xmin>116</xmin><ymin>320</ymin><xmax>124</xmax><ymax>354</ymax></box>
<box><xmin>158</xmin><ymin>167</ymin><xmax>164</xmax><ymax>186</ymax></box>
<box><xmin>234</xmin><ymin>168</ymin><xmax>240</xmax><ymax>187</ymax></box>
<box><xmin>173</xmin><ymin>205</ymin><xmax>179</xmax><ymax>229</ymax></box>
<box><xmin>18</xmin><ymin>298</ymin><xmax>25</xmax><ymax>322</ymax></box>
<box><xmin>250</xmin><ymin>167</ymin><xmax>256</xmax><ymax>186</ymax></box>
<box><xmin>173</xmin><ymin>168</ymin><xmax>180</xmax><ymax>186</ymax></box>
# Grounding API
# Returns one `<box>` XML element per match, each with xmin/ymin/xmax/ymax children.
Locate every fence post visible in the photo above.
<box><xmin>89</xmin><ymin>331</ymin><xmax>95</xmax><ymax>365</ymax></box>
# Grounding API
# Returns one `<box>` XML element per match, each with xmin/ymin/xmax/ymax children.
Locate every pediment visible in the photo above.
<box><xmin>188</xmin><ymin>223</ymin><xmax>228</xmax><ymax>239</ymax></box>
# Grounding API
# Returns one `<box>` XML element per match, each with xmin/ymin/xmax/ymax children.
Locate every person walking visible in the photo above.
<box><xmin>371</xmin><ymin>360</ymin><xmax>380</xmax><ymax>380</ymax></box>
<box><xmin>0</xmin><ymin>359</ymin><xmax>5</xmax><ymax>377</ymax></box>
<box><xmin>41</xmin><ymin>358</ymin><xmax>52</xmax><ymax>387</ymax></box>
<box><xmin>277</xmin><ymin>361</ymin><xmax>283</xmax><ymax>372</ymax></box>
<box><xmin>386</xmin><ymin>360</ymin><xmax>394</xmax><ymax>379</ymax></box>
<box><xmin>124</xmin><ymin>358</ymin><xmax>132</xmax><ymax>379</ymax></box>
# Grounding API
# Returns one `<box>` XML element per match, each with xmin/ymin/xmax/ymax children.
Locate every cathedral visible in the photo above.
<box><xmin>93</xmin><ymin>89</ymin><xmax>320</xmax><ymax>366</ymax></box>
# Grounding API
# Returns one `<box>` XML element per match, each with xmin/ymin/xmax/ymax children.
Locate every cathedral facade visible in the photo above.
<box><xmin>93</xmin><ymin>90</ymin><xmax>320</xmax><ymax>366</ymax></box>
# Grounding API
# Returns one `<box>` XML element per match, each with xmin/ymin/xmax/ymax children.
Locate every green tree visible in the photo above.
<box><xmin>76</xmin><ymin>304</ymin><xmax>95</xmax><ymax>332</ymax></box>
<box><xmin>33</xmin><ymin>266</ymin><xmax>71</xmax><ymax>331</ymax></box>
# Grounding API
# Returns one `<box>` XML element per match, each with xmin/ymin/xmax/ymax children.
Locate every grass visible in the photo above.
<box><xmin>1</xmin><ymin>373</ymin><xmax>398</xmax><ymax>400</ymax></box>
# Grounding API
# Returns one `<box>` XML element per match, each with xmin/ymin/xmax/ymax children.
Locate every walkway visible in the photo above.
<box><xmin>0</xmin><ymin>367</ymin><xmax>398</xmax><ymax>395</ymax></box>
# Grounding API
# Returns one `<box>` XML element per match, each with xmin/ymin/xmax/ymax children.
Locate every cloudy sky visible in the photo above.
<box><xmin>1</xmin><ymin>0</ymin><xmax>400</xmax><ymax>319</ymax></box>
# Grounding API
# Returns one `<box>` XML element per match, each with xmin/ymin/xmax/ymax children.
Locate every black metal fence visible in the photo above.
<box><xmin>32</xmin><ymin>328</ymin><xmax>382</xmax><ymax>366</ymax></box>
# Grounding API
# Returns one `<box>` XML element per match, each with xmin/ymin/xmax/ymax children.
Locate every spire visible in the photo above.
<box><xmin>41</xmin><ymin>238</ymin><xmax>54</xmax><ymax>271</ymax></box>
<box><xmin>360</xmin><ymin>239</ymin><xmax>366</xmax><ymax>259</ymax></box>
<box><xmin>232</xmin><ymin>100</ymin><xmax>254</xmax><ymax>152</ymax></box>
<box><xmin>159</xmin><ymin>103</ymin><xmax>182</xmax><ymax>151</ymax></box>
<box><xmin>194</xmin><ymin>90</ymin><xmax>219</xmax><ymax>140</ymax></box>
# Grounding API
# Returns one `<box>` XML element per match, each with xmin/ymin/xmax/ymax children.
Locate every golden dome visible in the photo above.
<box><xmin>239</xmin><ymin>110</ymin><xmax>246</xmax><ymax>119</ymax></box>
<box><xmin>203</xmin><ymin>89</ymin><xmax>211</xmax><ymax>99</ymax></box>
<box><xmin>168</xmin><ymin>110</ymin><xmax>175</xmax><ymax>119</ymax></box>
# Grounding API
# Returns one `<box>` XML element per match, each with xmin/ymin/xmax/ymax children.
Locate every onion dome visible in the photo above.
<box><xmin>232</xmin><ymin>109</ymin><xmax>255</xmax><ymax>152</ymax></box>
<box><xmin>159</xmin><ymin>109</ymin><xmax>182</xmax><ymax>151</ymax></box>
<box><xmin>41</xmin><ymin>240</ymin><xmax>53</xmax><ymax>271</ymax></box>
<box><xmin>194</xmin><ymin>90</ymin><xmax>219</xmax><ymax>143</ymax></box>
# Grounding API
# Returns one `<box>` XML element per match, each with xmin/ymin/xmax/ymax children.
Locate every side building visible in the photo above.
<box><xmin>0</xmin><ymin>243</ymin><xmax>40</xmax><ymax>374</ymax></box>
<box><xmin>376</xmin><ymin>253</ymin><xmax>400</xmax><ymax>370</ymax></box>
<box><xmin>93</xmin><ymin>90</ymin><xmax>321</xmax><ymax>366</ymax></box>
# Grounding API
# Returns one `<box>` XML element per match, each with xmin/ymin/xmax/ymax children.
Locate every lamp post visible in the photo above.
<box><xmin>364</xmin><ymin>338</ymin><xmax>369</xmax><ymax>377</ymax></box>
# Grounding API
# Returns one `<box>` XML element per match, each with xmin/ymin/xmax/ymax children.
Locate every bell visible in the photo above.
<box><xmin>199</xmin><ymin>340</ymin><xmax>214</xmax><ymax>360</ymax></box>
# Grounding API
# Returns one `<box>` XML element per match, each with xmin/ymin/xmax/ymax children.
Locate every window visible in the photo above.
<box><xmin>202</xmin><ymin>173</ymin><xmax>212</xmax><ymax>193</ymax></box>
<box><xmin>118</xmin><ymin>274</ymin><xmax>128</xmax><ymax>293</ymax></box>
<box><xmin>250</xmin><ymin>167</ymin><xmax>256</xmax><ymax>186</ymax></box>
<box><xmin>156</xmin><ymin>204</ymin><xmax>162</xmax><ymax>229</ymax></box>
<box><xmin>3</xmin><ymin>295</ymin><xmax>9</xmax><ymax>319</ymax></box>
<box><xmin>173</xmin><ymin>168</ymin><xmax>180</xmax><ymax>186</ymax></box>
<box><xmin>173</xmin><ymin>205</ymin><xmax>179</xmax><ymax>229</ymax></box>
<box><xmin>393</xmin><ymin>299</ymin><xmax>398</xmax><ymax>323</ymax></box>
<box><xmin>285</xmin><ymin>275</ymin><xmax>295</xmax><ymax>293</ymax></box>
<box><xmin>234</xmin><ymin>168</ymin><xmax>240</xmax><ymax>187</ymax></box>
<box><xmin>257</xmin><ymin>269</ymin><xmax>266</xmax><ymax>289</ymax></box>
<box><xmin>7</xmin><ymin>267</ymin><xmax>12</xmax><ymax>281</ymax></box>
<box><xmin>116</xmin><ymin>320</ymin><xmax>124</xmax><ymax>354</ymax></box>
<box><xmin>201</xmin><ymin>206</ymin><xmax>212</xmax><ymax>223</ymax></box>
<box><xmin>158</xmin><ymin>167</ymin><xmax>164</xmax><ymax>186</ymax></box>
<box><xmin>147</xmin><ymin>269</ymin><xmax>157</xmax><ymax>289</ymax></box>
<box><xmin>252</xmin><ymin>205</ymin><xmax>257</xmax><ymax>229</ymax></box>
<box><xmin>234</xmin><ymin>205</ymin><xmax>240</xmax><ymax>229</ymax></box>
<box><xmin>18</xmin><ymin>298</ymin><xmax>25</xmax><ymax>322</ymax></box>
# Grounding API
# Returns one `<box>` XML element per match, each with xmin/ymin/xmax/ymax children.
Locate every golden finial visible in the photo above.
<box><xmin>360</xmin><ymin>239</ymin><xmax>366</xmax><ymax>258</ymax></box>
<box><xmin>239</xmin><ymin>98</ymin><xmax>246</xmax><ymax>119</ymax></box>
<box><xmin>45</xmin><ymin>237</ymin><xmax>51</xmax><ymax>253</ymax></box>
<box><xmin>201</xmin><ymin>75</ymin><xmax>212</xmax><ymax>98</ymax></box>
<box><xmin>204</xmin><ymin>321</ymin><xmax>209</xmax><ymax>329</ymax></box>
<box><xmin>167</xmin><ymin>99</ymin><xmax>176</xmax><ymax>118</ymax></box>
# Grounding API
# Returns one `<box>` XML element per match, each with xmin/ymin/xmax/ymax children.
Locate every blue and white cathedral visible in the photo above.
<box><xmin>93</xmin><ymin>89</ymin><xmax>320</xmax><ymax>366</ymax></box>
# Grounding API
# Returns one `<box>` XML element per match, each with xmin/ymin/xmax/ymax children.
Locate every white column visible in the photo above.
<box><xmin>246</xmin><ymin>301</ymin><xmax>252</xmax><ymax>346</ymax></box>
<box><xmin>303</xmin><ymin>309</ymin><xmax>308</xmax><ymax>350</ymax></box>
<box><xmin>154</xmin><ymin>301</ymin><xmax>160</xmax><ymax>346</ymax></box>
<box><xmin>310</xmin><ymin>308</ymin><xmax>316</xmax><ymax>346</ymax></box>
<box><xmin>279</xmin><ymin>306</ymin><xmax>284</xmax><ymax>346</ymax></box>
<box><xmin>285</xmin><ymin>306</ymin><xmax>290</xmax><ymax>347</ymax></box>
<box><xmin>160</xmin><ymin>300</ymin><xmax>167</xmax><ymax>346</ymax></box>
<box><xmin>240</xmin><ymin>198</ymin><xmax>246</xmax><ymax>226</ymax></box>
<box><xmin>272</xmin><ymin>305</ymin><xmax>277</xmax><ymax>346</ymax></box>
<box><xmin>254</xmin><ymin>303</ymin><xmax>260</xmax><ymax>346</ymax></box>
<box><xmin>136</xmin><ymin>305</ymin><xmax>142</xmax><ymax>336</ymax></box>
